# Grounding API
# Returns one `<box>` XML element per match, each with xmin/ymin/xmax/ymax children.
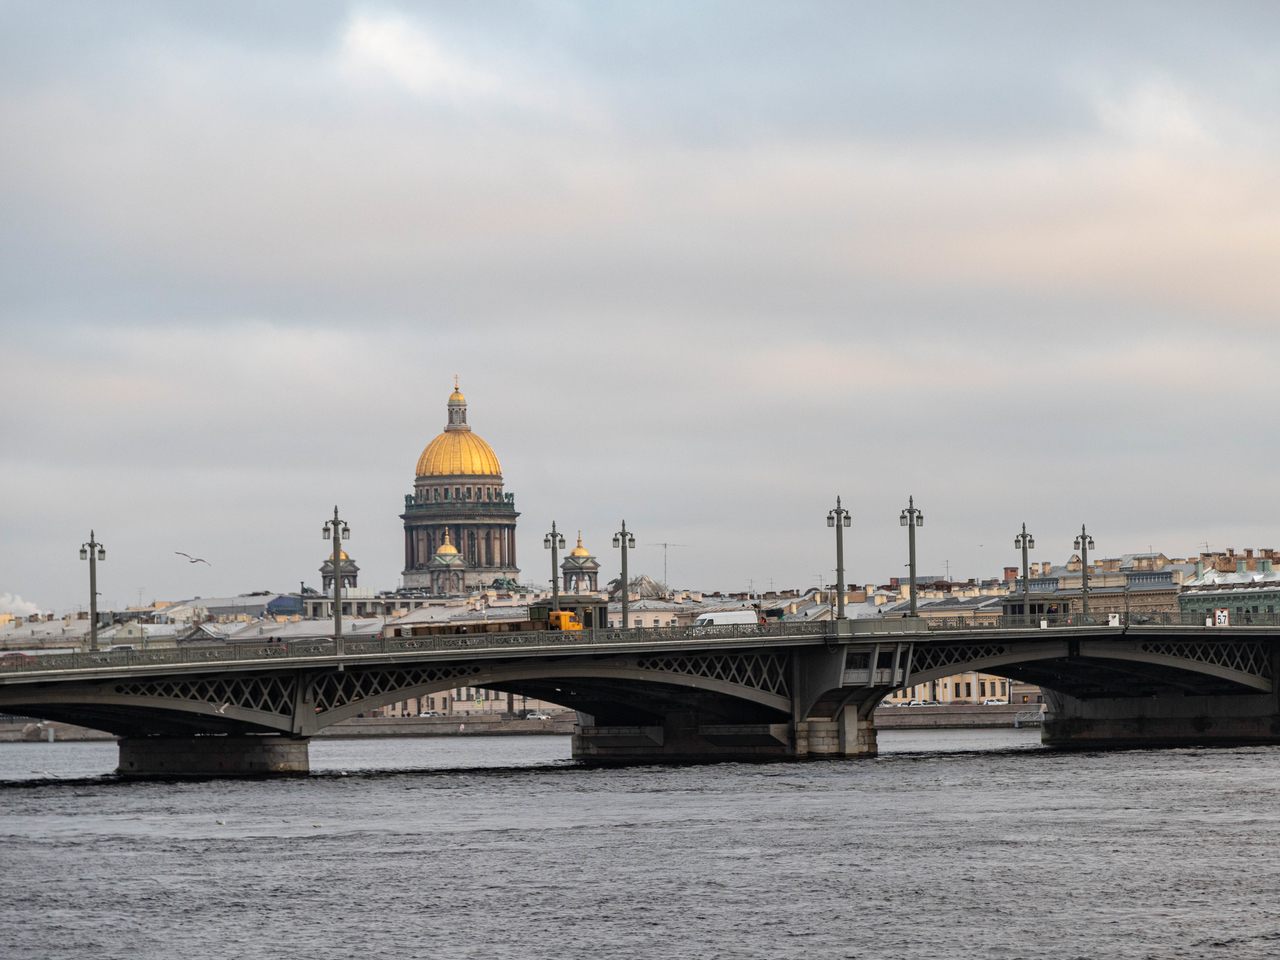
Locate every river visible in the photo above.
<box><xmin>1</xmin><ymin>730</ymin><xmax>1276</xmax><ymax>959</ymax></box>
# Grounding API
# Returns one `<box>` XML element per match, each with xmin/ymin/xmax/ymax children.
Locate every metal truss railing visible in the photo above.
<box><xmin>1</xmin><ymin>612</ymin><xmax>1273</xmax><ymax>677</ymax></box>
<box><xmin>0</xmin><ymin>619</ymin><xmax>833</xmax><ymax>676</ymax></box>
<box><xmin>923</xmin><ymin>612</ymin><xmax>1273</xmax><ymax>631</ymax></box>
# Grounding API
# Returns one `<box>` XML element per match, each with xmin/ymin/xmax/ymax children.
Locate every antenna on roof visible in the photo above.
<box><xmin>647</xmin><ymin>542</ymin><xmax>687</xmax><ymax>586</ymax></box>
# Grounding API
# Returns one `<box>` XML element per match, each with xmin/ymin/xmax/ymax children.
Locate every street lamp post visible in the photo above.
<box><xmin>899</xmin><ymin>496</ymin><xmax>924</xmax><ymax>616</ymax></box>
<box><xmin>543</xmin><ymin>522</ymin><xmax>566</xmax><ymax>611</ymax></box>
<box><xmin>827</xmin><ymin>497</ymin><xmax>851</xmax><ymax>620</ymax></box>
<box><xmin>1074</xmin><ymin>524</ymin><xmax>1095</xmax><ymax>617</ymax></box>
<box><xmin>1014</xmin><ymin>523</ymin><xmax>1035</xmax><ymax>621</ymax></box>
<box><xmin>613</xmin><ymin>521</ymin><xmax>636</xmax><ymax>629</ymax></box>
<box><xmin>79</xmin><ymin>532</ymin><xmax>105</xmax><ymax>653</ymax></box>
<box><xmin>323</xmin><ymin>507</ymin><xmax>350</xmax><ymax>656</ymax></box>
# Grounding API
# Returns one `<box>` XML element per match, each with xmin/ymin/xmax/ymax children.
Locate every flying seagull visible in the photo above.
<box><xmin>175</xmin><ymin>552</ymin><xmax>210</xmax><ymax>565</ymax></box>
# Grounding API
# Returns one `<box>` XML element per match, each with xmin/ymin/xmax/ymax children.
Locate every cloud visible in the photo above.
<box><xmin>6</xmin><ymin>4</ymin><xmax>1280</xmax><ymax>605</ymax></box>
<box><xmin>0</xmin><ymin>594</ymin><xmax>41</xmax><ymax>617</ymax></box>
<box><xmin>338</xmin><ymin>13</ymin><xmax>506</xmax><ymax>102</ymax></box>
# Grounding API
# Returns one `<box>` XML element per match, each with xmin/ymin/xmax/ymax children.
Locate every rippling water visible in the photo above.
<box><xmin>2</xmin><ymin>730</ymin><xmax>1277</xmax><ymax>959</ymax></box>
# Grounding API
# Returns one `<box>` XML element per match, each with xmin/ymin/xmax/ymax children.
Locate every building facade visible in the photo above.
<box><xmin>401</xmin><ymin>385</ymin><xmax>520</xmax><ymax>594</ymax></box>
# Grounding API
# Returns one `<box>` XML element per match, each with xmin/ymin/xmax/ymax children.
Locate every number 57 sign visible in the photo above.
<box><xmin>1215</xmin><ymin>609</ymin><xmax>1230</xmax><ymax>626</ymax></box>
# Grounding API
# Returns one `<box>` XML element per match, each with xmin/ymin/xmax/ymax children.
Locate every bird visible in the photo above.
<box><xmin>175</xmin><ymin>552</ymin><xmax>210</xmax><ymax>565</ymax></box>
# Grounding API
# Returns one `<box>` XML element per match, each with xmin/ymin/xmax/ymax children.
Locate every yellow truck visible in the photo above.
<box><xmin>548</xmin><ymin>610</ymin><xmax>583</xmax><ymax>631</ymax></box>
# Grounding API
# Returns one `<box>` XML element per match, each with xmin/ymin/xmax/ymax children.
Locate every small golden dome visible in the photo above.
<box><xmin>329</xmin><ymin>551</ymin><xmax>350</xmax><ymax>560</ymax></box>
<box><xmin>449</xmin><ymin>389</ymin><xmax>466</xmax><ymax>403</ymax></box>
<box><xmin>569</xmin><ymin>533</ymin><xmax>591</xmax><ymax>557</ymax></box>
<box><xmin>435</xmin><ymin>531</ymin><xmax>459</xmax><ymax>555</ymax></box>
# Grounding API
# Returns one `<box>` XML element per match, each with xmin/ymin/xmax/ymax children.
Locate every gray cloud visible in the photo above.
<box><xmin>3</xmin><ymin>2</ymin><xmax>1280</xmax><ymax>610</ymax></box>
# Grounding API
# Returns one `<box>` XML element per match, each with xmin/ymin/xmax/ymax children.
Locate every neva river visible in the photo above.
<box><xmin>2</xmin><ymin>730</ymin><xmax>1277</xmax><ymax>959</ymax></box>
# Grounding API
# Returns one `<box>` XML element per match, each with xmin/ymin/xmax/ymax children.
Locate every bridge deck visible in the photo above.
<box><xmin>0</xmin><ymin>616</ymin><xmax>1269</xmax><ymax>685</ymax></box>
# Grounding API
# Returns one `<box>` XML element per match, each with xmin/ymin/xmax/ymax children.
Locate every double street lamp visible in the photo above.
<box><xmin>79</xmin><ymin>532</ymin><xmax>106</xmax><ymax>653</ymax></box>
<box><xmin>543</xmin><ymin>522</ymin><xmax>566</xmax><ymax>612</ymax></box>
<box><xmin>900</xmin><ymin>496</ymin><xmax>923</xmax><ymax>616</ymax></box>
<box><xmin>322</xmin><ymin>507</ymin><xmax>350</xmax><ymax>656</ymax></box>
<box><xmin>1074</xmin><ymin>524</ymin><xmax>1095</xmax><ymax>617</ymax></box>
<box><xmin>613</xmin><ymin>521</ymin><xmax>636</xmax><ymax>629</ymax></box>
<box><xmin>1014</xmin><ymin>523</ymin><xmax>1035</xmax><ymax>616</ymax></box>
<box><xmin>827</xmin><ymin>497</ymin><xmax>851</xmax><ymax>620</ymax></box>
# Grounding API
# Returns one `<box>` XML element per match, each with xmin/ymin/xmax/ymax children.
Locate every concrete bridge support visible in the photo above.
<box><xmin>571</xmin><ymin>706</ymin><xmax>878</xmax><ymax>763</ymax></box>
<box><xmin>1041</xmin><ymin>690</ymin><xmax>1280</xmax><ymax>749</ymax></box>
<box><xmin>117</xmin><ymin>736</ymin><xmax>310</xmax><ymax>777</ymax></box>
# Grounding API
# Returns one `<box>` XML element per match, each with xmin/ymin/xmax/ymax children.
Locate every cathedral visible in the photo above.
<box><xmin>401</xmin><ymin>384</ymin><xmax>521</xmax><ymax>594</ymax></box>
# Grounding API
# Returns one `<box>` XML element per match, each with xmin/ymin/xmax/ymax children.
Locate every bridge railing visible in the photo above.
<box><xmin>0</xmin><ymin>619</ymin><xmax>835</xmax><ymax>675</ymax></box>
<box><xmin>923</xmin><ymin>611</ymin><xmax>1270</xmax><ymax>631</ymax></box>
<box><xmin>0</xmin><ymin>611</ymin><xmax>1269</xmax><ymax>676</ymax></box>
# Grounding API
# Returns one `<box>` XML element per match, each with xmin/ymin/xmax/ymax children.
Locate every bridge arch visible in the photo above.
<box><xmin>894</xmin><ymin>635</ymin><xmax>1273</xmax><ymax>699</ymax></box>
<box><xmin>304</xmin><ymin>652</ymin><xmax>792</xmax><ymax>731</ymax></box>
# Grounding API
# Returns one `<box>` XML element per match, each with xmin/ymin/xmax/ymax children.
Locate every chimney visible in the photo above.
<box><xmin>1195</xmin><ymin>560</ymin><xmax>1204</xmax><ymax>577</ymax></box>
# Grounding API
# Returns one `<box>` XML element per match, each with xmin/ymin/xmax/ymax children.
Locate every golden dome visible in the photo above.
<box><xmin>569</xmin><ymin>533</ymin><xmax>591</xmax><ymax>557</ymax></box>
<box><xmin>416</xmin><ymin>431</ymin><xmax>502</xmax><ymax>477</ymax></box>
<box><xmin>416</xmin><ymin>383</ymin><xmax>503</xmax><ymax>477</ymax></box>
<box><xmin>329</xmin><ymin>551</ymin><xmax>350</xmax><ymax>560</ymax></box>
<box><xmin>435</xmin><ymin>531</ymin><xmax>459</xmax><ymax>555</ymax></box>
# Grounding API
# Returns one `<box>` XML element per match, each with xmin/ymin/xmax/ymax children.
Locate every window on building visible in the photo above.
<box><xmin>653</xmin><ymin>618</ymin><xmax>660</xmax><ymax>627</ymax></box>
<box><xmin>466</xmin><ymin>487</ymin><xmax>472</xmax><ymax>499</ymax></box>
<box><xmin>980</xmin><ymin>681</ymin><xmax>986</xmax><ymax>697</ymax></box>
<box><xmin>965</xmin><ymin>683</ymin><xmax>972</xmax><ymax>697</ymax></box>
<box><xmin>444</xmin><ymin>488</ymin><xmax>450</xmax><ymax>501</ymax></box>
<box><xmin>633</xmin><ymin>618</ymin><xmax>641</xmax><ymax>627</ymax></box>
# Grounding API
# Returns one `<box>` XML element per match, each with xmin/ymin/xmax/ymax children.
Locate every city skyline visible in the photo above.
<box><xmin>5</xmin><ymin>3</ymin><xmax>1280</xmax><ymax>611</ymax></box>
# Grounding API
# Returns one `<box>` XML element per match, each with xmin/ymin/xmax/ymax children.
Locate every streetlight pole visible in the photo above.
<box><xmin>79</xmin><ymin>532</ymin><xmax>105</xmax><ymax>653</ymax></box>
<box><xmin>1074</xmin><ymin>524</ymin><xmax>1095</xmax><ymax>618</ymax></box>
<box><xmin>1014</xmin><ymin>523</ymin><xmax>1035</xmax><ymax>622</ymax></box>
<box><xmin>900</xmin><ymin>496</ymin><xmax>924</xmax><ymax>616</ymax></box>
<box><xmin>323</xmin><ymin>507</ymin><xmax>350</xmax><ymax>656</ymax></box>
<box><xmin>543</xmin><ymin>522</ymin><xmax>566</xmax><ymax>611</ymax></box>
<box><xmin>613</xmin><ymin>521</ymin><xmax>635</xmax><ymax>629</ymax></box>
<box><xmin>827</xmin><ymin>497</ymin><xmax>851</xmax><ymax>620</ymax></box>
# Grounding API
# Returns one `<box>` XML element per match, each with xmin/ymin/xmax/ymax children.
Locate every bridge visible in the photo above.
<box><xmin>1</xmin><ymin>615</ymin><xmax>1276</xmax><ymax>775</ymax></box>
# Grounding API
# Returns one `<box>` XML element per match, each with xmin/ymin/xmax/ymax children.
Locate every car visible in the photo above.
<box><xmin>920</xmin><ymin>700</ymin><xmax>942</xmax><ymax>706</ymax></box>
<box><xmin>418</xmin><ymin>711</ymin><xmax>441</xmax><ymax>717</ymax></box>
<box><xmin>904</xmin><ymin>699</ymin><xmax>925</xmax><ymax>707</ymax></box>
<box><xmin>0</xmin><ymin>652</ymin><xmax>33</xmax><ymax>665</ymax></box>
<box><xmin>106</xmin><ymin>644</ymin><xmax>136</xmax><ymax>652</ymax></box>
<box><xmin>525</xmin><ymin>712</ymin><xmax>552</xmax><ymax>720</ymax></box>
<box><xmin>982</xmin><ymin>698</ymin><xmax>1007</xmax><ymax>705</ymax></box>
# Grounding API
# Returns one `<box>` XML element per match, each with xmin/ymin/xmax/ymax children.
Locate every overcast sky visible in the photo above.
<box><xmin>4</xmin><ymin>2</ymin><xmax>1280</xmax><ymax>613</ymax></box>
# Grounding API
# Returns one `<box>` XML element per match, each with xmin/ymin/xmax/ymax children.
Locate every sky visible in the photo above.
<box><xmin>4</xmin><ymin>1</ymin><xmax>1280</xmax><ymax>614</ymax></box>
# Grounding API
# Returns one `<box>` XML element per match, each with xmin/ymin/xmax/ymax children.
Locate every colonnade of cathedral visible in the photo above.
<box><xmin>404</xmin><ymin>524</ymin><xmax>518</xmax><ymax>571</ymax></box>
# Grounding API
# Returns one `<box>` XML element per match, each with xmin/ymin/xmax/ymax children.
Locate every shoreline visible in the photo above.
<box><xmin>0</xmin><ymin>705</ymin><xmax>1042</xmax><ymax>743</ymax></box>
